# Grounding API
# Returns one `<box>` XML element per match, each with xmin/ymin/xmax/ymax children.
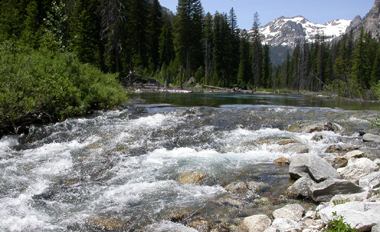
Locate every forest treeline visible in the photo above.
<box><xmin>1</xmin><ymin>0</ymin><xmax>380</xmax><ymax>134</ymax></box>
<box><xmin>2</xmin><ymin>0</ymin><xmax>380</xmax><ymax>98</ymax></box>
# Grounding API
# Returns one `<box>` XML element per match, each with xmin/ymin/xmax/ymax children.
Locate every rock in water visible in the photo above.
<box><xmin>289</xmin><ymin>153</ymin><xmax>341</xmax><ymax>182</ymax></box>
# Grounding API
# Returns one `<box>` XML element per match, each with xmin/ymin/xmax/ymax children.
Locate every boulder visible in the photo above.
<box><xmin>311</xmin><ymin>133</ymin><xmax>324</xmax><ymax>141</ymax></box>
<box><xmin>330</xmin><ymin>191</ymin><xmax>371</xmax><ymax>203</ymax></box>
<box><xmin>178</xmin><ymin>172</ymin><xmax>206</xmax><ymax>184</ymax></box>
<box><xmin>318</xmin><ymin>201</ymin><xmax>380</xmax><ymax>232</ymax></box>
<box><xmin>302</xmin><ymin>219</ymin><xmax>324</xmax><ymax>231</ymax></box>
<box><xmin>186</xmin><ymin>220</ymin><xmax>212</xmax><ymax>232</ymax></box>
<box><xmin>305</xmin><ymin>122</ymin><xmax>340</xmax><ymax>133</ymax></box>
<box><xmin>344</xmin><ymin>150</ymin><xmax>366</xmax><ymax>160</ymax></box>
<box><xmin>325</xmin><ymin>145</ymin><xmax>343</xmax><ymax>153</ymax></box>
<box><xmin>241</xmin><ymin>214</ymin><xmax>272</xmax><ymax>232</ymax></box>
<box><xmin>323</xmin><ymin>153</ymin><xmax>348</xmax><ymax>169</ymax></box>
<box><xmin>271</xmin><ymin>218</ymin><xmax>302</xmax><ymax>232</ymax></box>
<box><xmin>274</xmin><ymin>156</ymin><xmax>290</xmax><ymax>166</ymax></box>
<box><xmin>308</xmin><ymin>178</ymin><xmax>363</xmax><ymax>202</ymax></box>
<box><xmin>247</xmin><ymin>181</ymin><xmax>270</xmax><ymax>193</ymax></box>
<box><xmin>372</xmin><ymin>225</ymin><xmax>380</xmax><ymax>232</ymax></box>
<box><xmin>363</xmin><ymin>133</ymin><xmax>380</xmax><ymax>143</ymax></box>
<box><xmin>289</xmin><ymin>154</ymin><xmax>341</xmax><ymax>182</ymax></box>
<box><xmin>285</xmin><ymin>144</ymin><xmax>309</xmax><ymax>154</ymax></box>
<box><xmin>288</xmin><ymin>122</ymin><xmax>340</xmax><ymax>133</ymax></box>
<box><xmin>338</xmin><ymin>158</ymin><xmax>379</xmax><ymax>183</ymax></box>
<box><xmin>225</xmin><ymin>181</ymin><xmax>249</xmax><ymax>194</ymax></box>
<box><xmin>359</xmin><ymin>171</ymin><xmax>380</xmax><ymax>190</ymax></box>
<box><xmin>272</xmin><ymin>204</ymin><xmax>305</xmax><ymax>222</ymax></box>
<box><xmin>286</xmin><ymin>176</ymin><xmax>314</xmax><ymax>199</ymax></box>
<box><xmin>325</xmin><ymin>144</ymin><xmax>361</xmax><ymax>153</ymax></box>
<box><xmin>263</xmin><ymin>227</ymin><xmax>278</xmax><ymax>232</ymax></box>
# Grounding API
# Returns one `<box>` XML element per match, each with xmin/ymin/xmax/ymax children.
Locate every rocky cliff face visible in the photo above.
<box><xmin>258</xmin><ymin>16</ymin><xmax>351</xmax><ymax>48</ymax></box>
<box><xmin>348</xmin><ymin>0</ymin><xmax>380</xmax><ymax>40</ymax></box>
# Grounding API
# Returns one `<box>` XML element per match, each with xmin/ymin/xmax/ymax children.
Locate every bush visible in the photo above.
<box><xmin>324</xmin><ymin>212</ymin><xmax>356</xmax><ymax>232</ymax></box>
<box><xmin>0</xmin><ymin>41</ymin><xmax>128</xmax><ymax>130</ymax></box>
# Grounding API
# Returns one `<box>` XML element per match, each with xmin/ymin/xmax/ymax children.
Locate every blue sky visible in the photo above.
<box><xmin>159</xmin><ymin>0</ymin><xmax>374</xmax><ymax>30</ymax></box>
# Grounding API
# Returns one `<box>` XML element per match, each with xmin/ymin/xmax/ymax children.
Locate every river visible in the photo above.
<box><xmin>0</xmin><ymin>93</ymin><xmax>379</xmax><ymax>231</ymax></box>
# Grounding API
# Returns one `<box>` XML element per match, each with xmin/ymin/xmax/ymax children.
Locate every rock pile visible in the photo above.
<box><xmin>240</xmin><ymin>131</ymin><xmax>380</xmax><ymax>232</ymax></box>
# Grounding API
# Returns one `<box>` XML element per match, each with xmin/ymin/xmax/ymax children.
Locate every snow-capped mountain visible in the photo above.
<box><xmin>258</xmin><ymin>16</ymin><xmax>352</xmax><ymax>47</ymax></box>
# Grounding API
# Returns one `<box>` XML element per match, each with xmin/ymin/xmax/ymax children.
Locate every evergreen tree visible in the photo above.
<box><xmin>237</xmin><ymin>29</ymin><xmax>251</xmax><ymax>86</ymax></box>
<box><xmin>100</xmin><ymin>0</ymin><xmax>126</xmax><ymax>72</ymax></box>
<box><xmin>147</xmin><ymin>0</ymin><xmax>163</xmax><ymax>71</ymax></box>
<box><xmin>125</xmin><ymin>0</ymin><xmax>149</xmax><ymax>69</ymax></box>
<box><xmin>173</xmin><ymin>0</ymin><xmax>204</xmax><ymax>82</ymax></box>
<box><xmin>228</xmin><ymin>7</ymin><xmax>238</xmax><ymax>35</ymax></box>
<box><xmin>158</xmin><ymin>24</ymin><xmax>175</xmax><ymax>67</ymax></box>
<box><xmin>262</xmin><ymin>44</ymin><xmax>271</xmax><ymax>88</ymax></box>
<box><xmin>251</xmin><ymin>12</ymin><xmax>262</xmax><ymax>88</ymax></box>
<box><xmin>70</xmin><ymin>0</ymin><xmax>102</xmax><ymax>67</ymax></box>
<box><xmin>203</xmin><ymin>12</ymin><xmax>213</xmax><ymax>85</ymax></box>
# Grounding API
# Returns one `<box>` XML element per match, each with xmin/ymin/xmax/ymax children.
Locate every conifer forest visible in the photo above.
<box><xmin>1</xmin><ymin>0</ymin><xmax>380</xmax><ymax>133</ymax></box>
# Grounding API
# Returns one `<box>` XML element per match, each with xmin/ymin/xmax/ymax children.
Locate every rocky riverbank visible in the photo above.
<box><xmin>137</xmin><ymin>122</ymin><xmax>380</xmax><ymax>232</ymax></box>
<box><xmin>239</xmin><ymin>126</ymin><xmax>380</xmax><ymax>232</ymax></box>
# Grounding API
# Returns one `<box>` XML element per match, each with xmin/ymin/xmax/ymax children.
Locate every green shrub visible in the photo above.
<box><xmin>324</xmin><ymin>212</ymin><xmax>356</xmax><ymax>232</ymax></box>
<box><xmin>0</xmin><ymin>41</ymin><xmax>128</xmax><ymax>128</ymax></box>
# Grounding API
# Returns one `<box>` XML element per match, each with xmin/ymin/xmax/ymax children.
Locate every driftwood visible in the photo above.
<box><xmin>203</xmin><ymin>85</ymin><xmax>226</xmax><ymax>90</ymax></box>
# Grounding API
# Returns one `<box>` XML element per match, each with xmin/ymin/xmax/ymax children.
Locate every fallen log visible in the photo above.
<box><xmin>203</xmin><ymin>85</ymin><xmax>226</xmax><ymax>90</ymax></box>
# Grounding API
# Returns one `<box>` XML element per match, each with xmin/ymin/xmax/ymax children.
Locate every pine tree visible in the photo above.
<box><xmin>228</xmin><ymin>7</ymin><xmax>238</xmax><ymax>35</ymax></box>
<box><xmin>203</xmin><ymin>12</ymin><xmax>213</xmax><ymax>85</ymax></box>
<box><xmin>158</xmin><ymin>24</ymin><xmax>175</xmax><ymax>67</ymax></box>
<box><xmin>100</xmin><ymin>0</ymin><xmax>126</xmax><ymax>72</ymax></box>
<box><xmin>173</xmin><ymin>0</ymin><xmax>204</xmax><ymax>83</ymax></box>
<box><xmin>262</xmin><ymin>44</ymin><xmax>271</xmax><ymax>89</ymax></box>
<box><xmin>251</xmin><ymin>12</ymin><xmax>262</xmax><ymax>88</ymax></box>
<box><xmin>237</xmin><ymin>29</ymin><xmax>251</xmax><ymax>87</ymax></box>
<box><xmin>147</xmin><ymin>0</ymin><xmax>163</xmax><ymax>71</ymax></box>
<box><xmin>70</xmin><ymin>0</ymin><xmax>102</xmax><ymax>67</ymax></box>
<box><xmin>125</xmin><ymin>0</ymin><xmax>149</xmax><ymax>69</ymax></box>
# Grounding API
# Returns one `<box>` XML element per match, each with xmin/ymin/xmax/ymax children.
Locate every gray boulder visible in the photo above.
<box><xmin>372</xmin><ymin>225</ymin><xmax>380</xmax><ymax>232</ymax></box>
<box><xmin>324</xmin><ymin>153</ymin><xmax>348</xmax><ymax>169</ymax></box>
<box><xmin>271</xmin><ymin>218</ymin><xmax>302</xmax><ymax>232</ymax></box>
<box><xmin>263</xmin><ymin>227</ymin><xmax>278</xmax><ymax>232</ymax></box>
<box><xmin>338</xmin><ymin>158</ymin><xmax>379</xmax><ymax>184</ymax></box>
<box><xmin>359</xmin><ymin>171</ymin><xmax>380</xmax><ymax>190</ymax></box>
<box><xmin>289</xmin><ymin>154</ymin><xmax>341</xmax><ymax>182</ymax></box>
<box><xmin>319</xmin><ymin>201</ymin><xmax>380</xmax><ymax>232</ymax></box>
<box><xmin>247</xmin><ymin>181</ymin><xmax>270</xmax><ymax>193</ymax></box>
<box><xmin>272</xmin><ymin>204</ymin><xmax>305</xmax><ymax>222</ymax></box>
<box><xmin>241</xmin><ymin>214</ymin><xmax>272</xmax><ymax>232</ymax></box>
<box><xmin>344</xmin><ymin>150</ymin><xmax>366</xmax><ymax>160</ymax></box>
<box><xmin>363</xmin><ymin>133</ymin><xmax>380</xmax><ymax>143</ymax></box>
<box><xmin>286</xmin><ymin>176</ymin><xmax>314</xmax><ymax>199</ymax></box>
<box><xmin>308</xmin><ymin>178</ymin><xmax>363</xmax><ymax>202</ymax></box>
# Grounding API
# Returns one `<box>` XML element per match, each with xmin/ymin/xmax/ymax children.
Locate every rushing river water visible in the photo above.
<box><xmin>1</xmin><ymin>93</ymin><xmax>379</xmax><ymax>231</ymax></box>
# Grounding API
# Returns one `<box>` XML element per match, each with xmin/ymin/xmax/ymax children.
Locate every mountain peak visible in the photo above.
<box><xmin>258</xmin><ymin>16</ymin><xmax>351</xmax><ymax>47</ymax></box>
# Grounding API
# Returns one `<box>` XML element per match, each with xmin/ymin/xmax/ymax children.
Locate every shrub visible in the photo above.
<box><xmin>0</xmin><ymin>41</ymin><xmax>128</xmax><ymax>130</ymax></box>
<box><xmin>324</xmin><ymin>212</ymin><xmax>356</xmax><ymax>232</ymax></box>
